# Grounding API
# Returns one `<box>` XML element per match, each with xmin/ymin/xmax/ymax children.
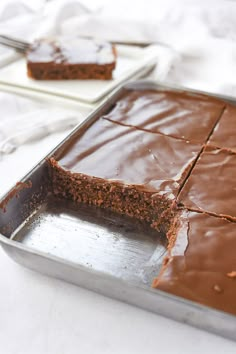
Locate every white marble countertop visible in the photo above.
<box><xmin>0</xmin><ymin>90</ymin><xmax>236</xmax><ymax>354</ymax></box>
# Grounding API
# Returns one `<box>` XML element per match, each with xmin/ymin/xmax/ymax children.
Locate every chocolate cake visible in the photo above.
<box><xmin>49</xmin><ymin>88</ymin><xmax>236</xmax><ymax>316</ymax></box>
<box><xmin>27</xmin><ymin>37</ymin><xmax>116</xmax><ymax>80</ymax></box>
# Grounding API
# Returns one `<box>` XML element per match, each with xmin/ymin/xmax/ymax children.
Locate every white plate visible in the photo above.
<box><xmin>0</xmin><ymin>45</ymin><xmax>158</xmax><ymax>104</ymax></box>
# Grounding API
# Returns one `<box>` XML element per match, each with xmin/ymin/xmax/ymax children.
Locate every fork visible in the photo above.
<box><xmin>0</xmin><ymin>35</ymin><xmax>30</xmax><ymax>53</ymax></box>
<box><xmin>0</xmin><ymin>34</ymin><xmax>152</xmax><ymax>54</ymax></box>
<box><xmin>0</xmin><ymin>34</ymin><xmax>171</xmax><ymax>52</ymax></box>
<box><xmin>0</xmin><ymin>34</ymin><xmax>172</xmax><ymax>53</ymax></box>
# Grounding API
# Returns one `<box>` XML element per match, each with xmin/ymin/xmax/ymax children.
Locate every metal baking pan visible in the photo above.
<box><xmin>1</xmin><ymin>80</ymin><xmax>236</xmax><ymax>341</ymax></box>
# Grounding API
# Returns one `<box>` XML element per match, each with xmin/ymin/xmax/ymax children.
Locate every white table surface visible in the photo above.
<box><xmin>0</xmin><ymin>91</ymin><xmax>236</xmax><ymax>354</ymax></box>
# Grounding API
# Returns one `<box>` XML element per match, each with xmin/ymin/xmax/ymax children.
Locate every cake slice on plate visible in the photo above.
<box><xmin>27</xmin><ymin>37</ymin><xmax>116</xmax><ymax>80</ymax></box>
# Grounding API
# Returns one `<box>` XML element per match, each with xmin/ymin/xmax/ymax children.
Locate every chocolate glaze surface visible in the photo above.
<box><xmin>27</xmin><ymin>37</ymin><xmax>116</xmax><ymax>65</ymax></box>
<box><xmin>57</xmin><ymin>118</ymin><xmax>202</xmax><ymax>195</ymax></box>
<box><xmin>208</xmin><ymin>104</ymin><xmax>236</xmax><ymax>151</ymax></box>
<box><xmin>104</xmin><ymin>90</ymin><xmax>225</xmax><ymax>143</ymax></box>
<box><xmin>178</xmin><ymin>146</ymin><xmax>236</xmax><ymax>220</ymax></box>
<box><xmin>51</xmin><ymin>88</ymin><xmax>236</xmax><ymax>316</ymax></box>
<box><xmin>155</xmin><ymin>211</ymin><xmax>236</xmax><ymax>315</ymax></box>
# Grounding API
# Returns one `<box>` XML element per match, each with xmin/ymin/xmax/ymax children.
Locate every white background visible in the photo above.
<box><xmin>1</xmin><ymin>1</ymin><xmax>236</xmax><ymax>353</ymax></box>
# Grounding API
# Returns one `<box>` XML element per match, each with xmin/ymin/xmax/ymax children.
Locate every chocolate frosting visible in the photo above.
<box><xmin>27</xmin><ymin>37</ymin><xmax>115</xmax><ymax>65</ymax></box>
<box><xmin>179</xmin><ymin>146</ymin><xmax>236</xmax><ymax>220</ymax></box>
<box><xmin>209</xmin><ymin>104</ymin><xmax>236</xmax><ymax>151</ymax></box>
<box><xmin>104</xmin><ymin>90</ymin><xmax>225</xmax><ymax>143</ymax></box>
<box><xmin>57</xmin><ymin>118</ymin><xmax>202</xmax><ymax>195</ymax></box>
<box><xmin>155</xmin><ymin>211</ymin><xmax>236</xmax><ymax>315</ymax></box>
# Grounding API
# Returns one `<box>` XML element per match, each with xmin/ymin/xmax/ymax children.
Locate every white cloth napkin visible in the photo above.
<box><xmin>0</xmin><ymin>1</ymin><xmax>89</xmax><ymax>155</ymax></box>
<box><xmin>2</xmin><ymin>0</ymin><xmax>236</xmax><ymax>93</ymax></box>
<box><xmin>0</xmin><ymin>92</ymin><xmax>81</xmax><ymax>157</ymax></box>
<box><xmin>1</xmin><ymin>0</ymin><xmax>236</xmax><ymax>156</ymax></box>
<box><xmin>0</xmin><ymin>0</ymin><xmax>92</xmax><ymax>67</ymax></box>
<box><xmin>59</xmin><ymin>0</ymin><xmax>236</xmax><ymax>96</ymax></box>
<box><xmin>0</xmin><ymin>1</ymin><xmax>42</xmax><ymax>67</ymax></box>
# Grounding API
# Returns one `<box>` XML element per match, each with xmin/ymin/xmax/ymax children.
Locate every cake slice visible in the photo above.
<box><xmin>208</xmin><ymin>104</ymin><xmax>236</xmax><ymax>151</ymax></box>
<box><xmin>49</xmin><ymin>118</ymin><xmax>202</xmax><ymax>232</ymax></box>
<box><xmin>178</xmin><ymin>146</ymin><xmax>236</xmax><ymax>221</ymax></box>
<box><xmin>27</xmin><ymin>37</ymin><xmax>116</xmax><ymax>80</ymax></box>
<box><xmin>103</xmin><ymin>90</ymin><xmax>225</xmax><ymax>143</ymax></box>
<box><xmin>153</xmin><ymin>211</ymin><xmax>236</xmax><ymax>316</ymax></box>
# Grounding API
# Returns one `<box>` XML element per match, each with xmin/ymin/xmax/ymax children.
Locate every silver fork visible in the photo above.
<box><xmin>0</xmin><ymin>35</ymin><xmax>30</xmax><ymax>53</ymax></box>
<box><xmin>0</xmin><ymin>34</ymin><xmax>151</xmax><ymax>51</ymax></box>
